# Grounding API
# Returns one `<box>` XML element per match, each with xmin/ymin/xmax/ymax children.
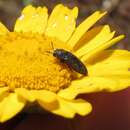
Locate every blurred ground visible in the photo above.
<box><xmin>0</xmin><ymin>0</ymin><xmax>130</xmax><ymax>50</ymax></box>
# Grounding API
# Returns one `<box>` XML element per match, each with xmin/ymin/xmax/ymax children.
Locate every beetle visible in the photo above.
<box><xmin>53</xmin><ymin>48</ymin><xmax>88</xmax><ymax>75</ymax></box>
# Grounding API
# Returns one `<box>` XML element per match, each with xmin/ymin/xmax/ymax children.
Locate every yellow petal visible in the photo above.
<box><xmin>82</xmin><ymin>35</ymin><xmax>124</xmax><ymax>61</ymax></box>
<box><xmin>68</xmin><ymin>11</ymin><xmax>106</xmax><ymax>49</ymax></box>
<box><xmin>61</xmin><ymin>98</ymin><xmax>92</xmax><ymax>116</ymax></box>
<box><xmin>45</xmin><ymin>4</ymin><xmax>78</xmax><ymax>42</ymax></box>
<box><xmin>59</xmin><ymin>50</ymin><xmax>130</xmax><ymax>99</ymax></box>
<box><xmin>0</xmin><ymin>87</ymin><xmax>8</xmax><ymax>97</ymax></box>
<box><xmin>58</xmin><ymin>88</ymin><xmax>77</xmax><ymax>100</ymax></box>
<box><xmin>31</xmin><ymin>90</ymin><xmax>56</xmax><ymax>103</ymax></box>
<box><xmin>59</xmin><ymin>77</ymin><xmax>130</xmax><ymax>100</ymax></box>
<box><xmin>14</xmin><ymin>5</ymin><xmax>48</xmax><ymax>33</ymax></box>
<box><xmin>0</xmin><ymin>93</ymin><xmax>26</xmax><ymax>122</ymax></box>
<box><xmin>75</xmin><ymin>25</ymin><xmax>115</xmax><ymax>57</ymax></box>
<box><xmin>87</xmin><ymin>49</ymin><xmax>130</xmax><ymax>63</ymax></box>
<box><xmin>38</xmin><ymin>98</ymin><xmax>75</xmax><ymax>118</ymax></box>
<box><xmin>0</xmin><ymin>22</ymin><xmax>9</xmax><ymax>35</ymax></box>
<box><xmin>15</xmin><ymin>88</ymin><xmax>35</xmax><ymax>102</ymax></box>
<box><xmin>88</xmin><ymin>50</ymin><xmax>130</xmax><ymax>77</ymax></box>
<box><xmin>38</xmin><ymin>96</ymin><xmax>92</xmax><ymax>118</ymax></box>
<box><xmin>72</xmin><ymin>25</ymin><xmax>106</xmax><ymax>51</ymax></box>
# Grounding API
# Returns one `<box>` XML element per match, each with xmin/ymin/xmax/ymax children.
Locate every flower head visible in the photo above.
<box><xmin>0</xmin><ymin>4</ymin><xmax>130</xmax><ymax>122</ymax></box>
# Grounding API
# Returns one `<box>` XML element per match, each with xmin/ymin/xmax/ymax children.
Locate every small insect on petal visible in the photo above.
<box><xmin>53</xmin><ymin>49</ymin><xmax>88</xmax><ymax>75</ymax></box>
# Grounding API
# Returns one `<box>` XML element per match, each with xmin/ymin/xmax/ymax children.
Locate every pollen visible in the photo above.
<box><xmin>0</xmin><ymin>32</ymin><xmax>72</xmax><ymax>92</ymax></box>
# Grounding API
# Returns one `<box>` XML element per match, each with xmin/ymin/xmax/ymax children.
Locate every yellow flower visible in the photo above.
<box><xmin>0</xmin><ymin>4</ymin><xmax>130</xmax><ymax>123</ymax></box>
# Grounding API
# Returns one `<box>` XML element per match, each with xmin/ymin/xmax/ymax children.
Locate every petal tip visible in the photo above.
<box><xmin>72</xmin><ymin>6</ymin><xmax>79</xmax><ymax>18</ymax></box>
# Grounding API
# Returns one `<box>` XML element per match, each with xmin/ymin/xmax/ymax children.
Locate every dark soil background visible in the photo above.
<box><xmin>0</xmin><ymin>0</ymin><xmax>130</xmax><ymax>50</ymax></box>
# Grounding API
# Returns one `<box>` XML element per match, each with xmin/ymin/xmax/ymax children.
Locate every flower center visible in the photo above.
<box><xmin>0</xmin><ymin>32</ymin><xmax>73</xmax><ymax>92</ymax></box>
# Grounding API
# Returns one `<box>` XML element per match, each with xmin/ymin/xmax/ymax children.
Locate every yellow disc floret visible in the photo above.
<box><xmin>0</xmin><ymin>32</ymin><xmax>72</xmax><ymax>92</ymax></box>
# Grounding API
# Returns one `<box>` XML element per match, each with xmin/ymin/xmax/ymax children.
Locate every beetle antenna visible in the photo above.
<box><xmin>44</xmin><ymin>42</ymin><xmax>54</xmax><ymax>55</ymax></box>
<box><xmin>51</xmin><ymin>42</ymin><xmax>54</xmax><ymax>50</ymax></box>
<box><xmin>45</xmin><ymin>50</ymin><xmax>52</xmax><ymax>54</ymax></box>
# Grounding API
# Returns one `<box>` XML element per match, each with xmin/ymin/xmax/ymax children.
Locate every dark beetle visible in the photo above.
<box><xmin>53</xmin><ymin>49</ymin><xmax>88</xmax><ymax>75</ymax></box>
